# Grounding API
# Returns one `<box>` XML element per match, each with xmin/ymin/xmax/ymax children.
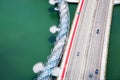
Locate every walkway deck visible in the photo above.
<box><xmin>58</xmin><ymin>0</ymin><xmax>113</xmax><ymax>80</ymax></box>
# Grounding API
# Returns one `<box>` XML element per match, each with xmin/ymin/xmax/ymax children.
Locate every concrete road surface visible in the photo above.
<box><xmin>61</xmin><ymin>0</ymin><xmax>113</xmax><ymax>80</ymax></box>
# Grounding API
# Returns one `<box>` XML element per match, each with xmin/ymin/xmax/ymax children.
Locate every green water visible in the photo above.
<box><xmin>0</xmin><ymin>0</ymin><xmax>120</xmax><ymax>80</ymax></box>
<box><xmin>106</xmin><ymin>5</ymin><xmax>120</xmax><ymax>80</ymax></box>
<box><xmin>0</xmin><ymin>0</ymin><xmax>76</xmax><ymax>80</ymax></box>
<box><xmin>0</xmin><ymin>0</ymin><xmax>57</xmax><ymax>80</ymax></box>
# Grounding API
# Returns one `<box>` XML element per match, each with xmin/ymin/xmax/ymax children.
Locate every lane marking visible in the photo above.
<box><xmin>60</xmin><ymin>0</ymin><xmax>85</xmax><ymax>79</ymax></box>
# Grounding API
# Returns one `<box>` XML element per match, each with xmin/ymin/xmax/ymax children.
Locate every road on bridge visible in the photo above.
<box><xmin>59</xmin><ymin>0</ymin><xmax>113</xmax><ymax>80</ymax></box>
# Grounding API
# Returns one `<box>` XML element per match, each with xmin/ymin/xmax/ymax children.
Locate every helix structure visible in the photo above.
<box><xmin>37</xmin><ymin>0</ymin><xmax>70</xmax><ymax>80</ymax></box>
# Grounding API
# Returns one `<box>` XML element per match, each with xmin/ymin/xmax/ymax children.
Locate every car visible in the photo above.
<box><xmin>89</xmin><ymin>73</ymin><xmax>93</xmax><ymax>78</ymax></box>
<box><xmin>76</xmin><ymin>52</ymin><xmax>80</xmax><ymax>56</ymax></box>
<box><xmin>95</xmin><ymin>69</ymin><xmax>99</xmax><ymax>74</ymax></box>
<box><xmin>96</xmin><ymin>29</ymin><xmax>100</xmax><ymax>34</ymax></box>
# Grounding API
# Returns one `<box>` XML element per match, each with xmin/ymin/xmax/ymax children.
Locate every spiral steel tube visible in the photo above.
<box><xmin>37</xmin><ymin>0</ymin><xmax>70</xmax><ymax>80</ymax></box>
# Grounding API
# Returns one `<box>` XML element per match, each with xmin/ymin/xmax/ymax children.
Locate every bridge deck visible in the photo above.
<box><xmin>58</xmin><ymin>0</ymin><xmax>113</xmax><ymax>80</ymax></box>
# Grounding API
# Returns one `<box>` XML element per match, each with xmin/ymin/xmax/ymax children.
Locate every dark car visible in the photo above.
<box><xmin>96</xmin><ymin>29</ymin><xmax>100</xmax><ymax>34</ymax></box>
<box><xmin>89</xmin><ymin>73</ymin><xmax>93</xmax><ymax>78</ymax></box>
<box><xmin>95</xmin><ymin>69</ymin><xmax>99</xmax><ymax>74</ymax></box>
<box><xmin>76</xmin><ymin>52</ymin><xmax>80</xmax><ymax>56</ymax></box>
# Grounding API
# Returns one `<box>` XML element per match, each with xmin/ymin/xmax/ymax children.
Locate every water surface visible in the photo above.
<box><xmin>0</xmin><ymin>0</ymin><xmax>76</xmax><ymax>80</ymax></box>
<box><xmin>106</xmin><ymin>5</ymin><xmax>120</xmax><ymax>80</ymax></box>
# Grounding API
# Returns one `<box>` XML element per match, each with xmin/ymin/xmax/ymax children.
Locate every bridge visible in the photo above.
<box><xmin>58</xmin><ymin>0</ymin><xmax>113</xmax><ymax>80</ymax></box>
<box><xmin>33</xmin><ymin>0</ymin><xmax>118</xmax><ymax>80</ymax></box>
